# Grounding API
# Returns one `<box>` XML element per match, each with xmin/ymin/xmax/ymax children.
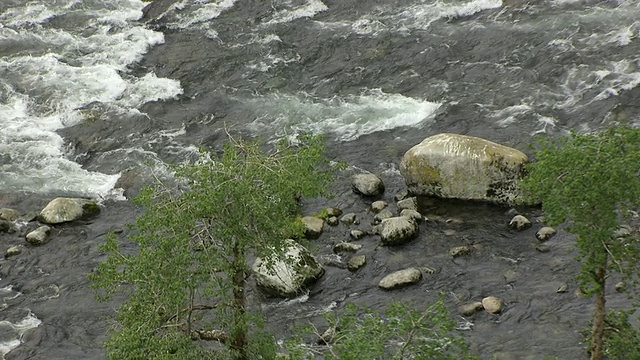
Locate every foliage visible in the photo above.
<box><xmin>583</xmin><ymin>310</ymin><xmax>640</xmax><ymax>360</ymax></box>
<box><xmin>284</xmin><ymin>296</ymin><xmax>474</xmax><ymax>359</ymax></box>
<box><xmin>520</xmin><ymin>126</ymin><xmax>640</xmax><ymax>359</ymax></box>
<box><xmin>90</xmin><ymin>134</ymin><xmax>333</xmax><ymax>359</ymax></box>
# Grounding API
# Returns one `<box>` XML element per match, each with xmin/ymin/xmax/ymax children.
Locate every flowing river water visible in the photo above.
<box><xmin>1</xmin><ymin>0</ymin><xmax>639</xmax><ymax>358</ymax></box>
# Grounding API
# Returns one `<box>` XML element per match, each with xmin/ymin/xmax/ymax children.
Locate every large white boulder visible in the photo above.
<box><xmin>400</xmin><ymin>133</ymin><xmax>528</xmax><ymax>204</ymax></box>
<box><xmin>252</xmin><ymin>239</ymin><xmax>324</xmax><ymax>298</ymax></box>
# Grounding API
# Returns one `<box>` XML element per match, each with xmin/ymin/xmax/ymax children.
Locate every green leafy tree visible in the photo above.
<box><xmin>520</xmin><ymin>126</ymin><xmax>640</xmax><ymax>360</ymax></box>
<box><xmin>90</xmin><ymin>134</ymin><xmax>333</xmax><ymax>359</ymax></box>
<box><xmin>284</xmin><ymin>296</ymin><xmax>474</xmax><ymax>359</ymax></box>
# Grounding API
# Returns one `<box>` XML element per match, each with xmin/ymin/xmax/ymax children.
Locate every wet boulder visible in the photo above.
<box><xmin>252</xmin><ymin>239</ymin><xmax>324</xmax><ymax>298</ymax></box>
<box><xmin>26</xmin><ymin>225</ymin><xmax>52</xmax><ymax>246</ymax></box>
<box><xmin>536</xmin><ymin>227</ymin><xmax>557</xmax><ymax>242</ymax></box>
<box><xmin>379</xmin><ymin>217</ymin><xmax>418</xmax><ymax>246</ymax></box>
<box><xmin>400</xmin><ymin>133</ymin><xmax>527</xmax><ymax>204</ymax></box>
<box><xmin>378</xmin><ymin>267</ymin><xmax>422</xmax><ymax>290</ymax></box>
<box><xmin>397</xmin><ymin>197</ymin><xmax>418</xmax><ymax>211</ymax></box>
<box><xmin>482</xmin><ymin>296</ymin><xmax>505</xmax><ymax>314</ymax></box>
<box><xmin>352</xmin><ymin>173</ymin><xmax>385</xmax><ymax>196</ymax></box>
<box><xmin>37</xmin><ymin>198</ymin><xmax>101</xmax><ymax>224</ymax></box>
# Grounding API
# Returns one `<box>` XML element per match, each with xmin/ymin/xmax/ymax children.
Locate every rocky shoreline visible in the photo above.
<box><xmin>1</xmin><ymin>133</ymin><xmax>601</xmax><ymax>358</ymax></box>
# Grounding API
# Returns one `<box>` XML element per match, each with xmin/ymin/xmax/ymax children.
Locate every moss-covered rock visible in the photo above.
<box><xmin>400</xmin><ymin>133</ymin><xmax>528</xmax><ymax>204</ymax></box>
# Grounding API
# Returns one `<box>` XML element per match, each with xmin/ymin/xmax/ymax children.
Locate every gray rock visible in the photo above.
<box><xmin>556</xmin><ymin>283</ymin><xmax>568</xmax><ymax>293</ymax></box>
<box><xmin>340</xmin><ymin>213</ymin><xmax>358</xmax><ymax>225</ymax></box>
<box><xmin>397</xmin><ymin>197</ymin><xmax>418</xmax><ymax>211</ymax></box>
<box><xmin>324</xmin><ymin>207</ymin><xmax>343</xmax><ymax>218</ymax></box>
<box><xmin>379</xmin><ymin>217</ymin><xmax>419</xmax><ymax>246</ymax></box>
<box><xmin>0</xmin><ymin>208</ymin><xmax>21</xmax><ymax>222</ymax></box>
<box><xmin>333</xmin><ymin>242</ymin><xmax>362</xmax><ymax>253</ymax></box>
<box><xmin>482</xmin><ymin>296</ymin><xmax>504</xmax><ymax>314</ymax></box>
<box><xmin>5</xmin><ymin>245</ymin><xmax>23</xmax><ymax>259</ymax></box>
<box><xmin>26</xmin><ymin>225</ymin><xmax>52</xmax><ymax>246</ymax></box>
<box><xmin>378</xmin><ymin>268</ymin><xmax>422</xmax><ymax>290</ymax></box>
<box><xmin>326</xmin><ymin>216</ymin><xmax>339</xmax><ymax>226</ymax></box>
<box><xmin>536</xmin><ymin>227</ymin><xmax>557</xmax><ymax>242</ymax></box>
<box><xmin>38</xmin><ymin>198</ymin><xmax>100</xmax><ymax>224</ymax></box>
<box><xmin>509</xmin><ymin>215</ymin><xmax>531</xmax><ymax>231</ymax></box>
<box><xmin>350</xmin><ymin>229</ymin><xmax>366</xmax><ymax>240</ymax></box>
<box><xmin>301</xmin><ymin>216</ymin><xmax>324</xmax><ymax>239</ymax></box>
<box><xmin>352</xmin><ymin>173</ymin><xmax>385</xmax><ymax>197</ymax></box>
<box><xmin>615</xmin><ymin>282</ymin><xmax>626</xmax><ymax>292</ymax></box>
<box><xmin>371</xmin><ymin>200</ymin><xmax>388</xmax><ymax>213</ymax></box>
<box><xmin>373</xmin><ymin>209</ymin><xmax>394</xmax><ymax>224</ymax></box>
<box><xmin>400</xmin><ymin>209</ymin><xmax>422</xmax><ymax>222</ymax></box>
<box><xmin>347</xmin><ymin>255</ymin><xmax>366</xmax><ymax>271</ymax></box>
<box><xmin>394</xmin><ymin>190</ymin><xmax>409</xmax><ymax>201</ymax></box>
<box><xmin>400</xmin><ymin>133</ymin><xmax>528</xmax><ymax>204</ymax></box>
<box><xmin>252</xmin><ymin>239</ymin><xmax>324</xmax><ymax>298</ymax></box>
<box><xmin>459</xmin><ymin>302</ymin><xmax>484</xmax><ymax>316</ymax></box>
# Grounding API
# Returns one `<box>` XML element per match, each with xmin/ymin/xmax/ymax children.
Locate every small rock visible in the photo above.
<box><xmin>503</xmin><ymin>269</ymin><xmax>519</xmax><ymax>284</ymax></box>
<box><xmin>317</xmin><ymin>327</ymin><xmax>336</xmax><ymax>345</ymax></box>
<box><xmin>449</xmin><ymin>246</ymin><xmax>471</xmax><ymax>258</ymax></box>
<box><xmin>325</xmin><ymin>207</ymin><xmax>343</xmax><ymax>218</ymax></box>
<box><xmin>557</xmin><ymin>283</ymin><xmax>568</xmax><ymax>293</ymax></box>
<box><xmin>482</xmin><ymin>296</ymin><xmax>504</xmax><ymax>314</ymax></box>
<box><xmin>379</xmin><ymin>217</ymin><xmax>419</xmax><ymax>246</ymax></box>
<box><xmin>459</xmin><ymin>302</ymin><xmax>484</xmax><ymax>316</ymax></box>
<box><xmin>0</xmin><ymin>208</ymin><xmax>21</xmax><ymax>222</ymax></box>
<box><xmin>371</xmin><ymin>201</ymin><xmax>388</xmax><ymax>213</ymax></box>
<box><xmin>340</xmin><ymin>213</ymin><xmax>357</xmax><ymax>225</ymax></box>
<box><xmin>397</xmin><ymin>197</ymin><xmax>418</xmax><ymax>211</ymax></box>
<box><xmin>347</xmin><ymin>255</ymin><xmax>366</xmax><ymax>271</ymax></box>
<box><xmin>443</xmin><ymin>229</ymin><xmax>457</xmax><ymax>236</ymax></box>
<box><xmin>394</xmin><ymin>190</ymin><xmax>409</xmax><ymax>201</ymax></box>
<box><xmin>0</xmin><ymin>220</ymin><xmax>11</xmax><ymax>233</ymax></box>
<box><xmin>350</xmin><ymin>229</ymin><xmax>366</xmax><ymax>240</ymax></box>
<box><xmin>378</xmin><ymin>268</ymin><xmax>422</xmax><ymax>290</ymax></box>
<box><xmin>333</xmin><ymin>242</ymin><xmax>362</xmax><ymax>253</ymax></box>
<box><xmin>352</xmin><ymin>173</ymin><xmax>385</xmax><ymax>197</ymax></box>
<box><xmin>400</xmin><ymin>209</ymin><xmax>422</xmax><ymax>222</ymax></box>
<box><xmin>613</xmin><ymin>225</ymin><xmax>632</xmax><ymax>238</ymax></box>
<box><xmin>301</xmin><ymin>216</ymin><xmax>324</xmax><ymax>239</ymax></box>
<box><xmin>418</xmin><ymin>266</ymin><xmax>436</xmax><ymax>274</ymax></box>
<box><xmin>509</xmin><ymin>215</ymin><xmax>531</xmax><ymax>231</ymax></box>
<box><xmin>615</xmin><ymin>282</ymin><xmax>626</xmax><ymax>292</ymax></box>
<box><xmin>536</xmin><ymin>227</ymin><xmax>557</xmax><ymax>242</ymax></box>
<box><xmin>5</xmin><ymin>245</ymin><xmax>23</xmax><ymax>259</ymax></box>
<box><xmin>535</xmin><ymin>244</ymin><xmax>551</xmax><ymax>253</ymax></box>
<box><xmin>326</xmin><ymin>216</ymin><xmax>339</xmax><ymax>226</ymax></box>
<box><xmin>26</xmin><ymin>225</ymin><xmax>52</xmax><ymax>246</ymax></box>
<box><xmin>373</xmin><ymin>209</ymin><xmax>394</xmax><ymax>225</ymax></box>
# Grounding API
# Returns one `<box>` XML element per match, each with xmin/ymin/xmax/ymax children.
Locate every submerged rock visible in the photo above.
<box><xmin>0</xmin><ymin>208</ymin><xmax>21</xmax><ymax>222</ymax></box>
<box><xmin>252</xmin><ymin>239</ymin><xmax>324</xmax><ymax>298</ymax></box>
<box><xmin>400</xmin><ymin>133</ymin><xmax>527</xmax><ymax>204</ymax></box>
<box><xmin>347</xmin><ymin>255</ymin><xmax>366</xmax><ymax>271</ymax></box>
<box><xmin>38</xmin><ymin>198</ymin><xmax>100</xmax><ymax>224</ymax></box>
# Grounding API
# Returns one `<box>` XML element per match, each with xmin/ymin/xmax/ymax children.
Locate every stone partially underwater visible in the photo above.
<box><xmin>400</xmin><ymin>133</ymin><xmax>528</xmax><ymax>204</ymax></box>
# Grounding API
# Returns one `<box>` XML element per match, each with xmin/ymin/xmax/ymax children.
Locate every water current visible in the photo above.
<box><xmin>1</xmin><ymin>0</ymin><xmax>639</xmax><ymax>358</ymax></box>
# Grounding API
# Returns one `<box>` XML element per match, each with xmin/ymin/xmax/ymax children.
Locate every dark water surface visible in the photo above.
<box><xmin>1</xmin><ymin>0</ymin><xmax>640</xmax><ymax>358</ymax></box>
